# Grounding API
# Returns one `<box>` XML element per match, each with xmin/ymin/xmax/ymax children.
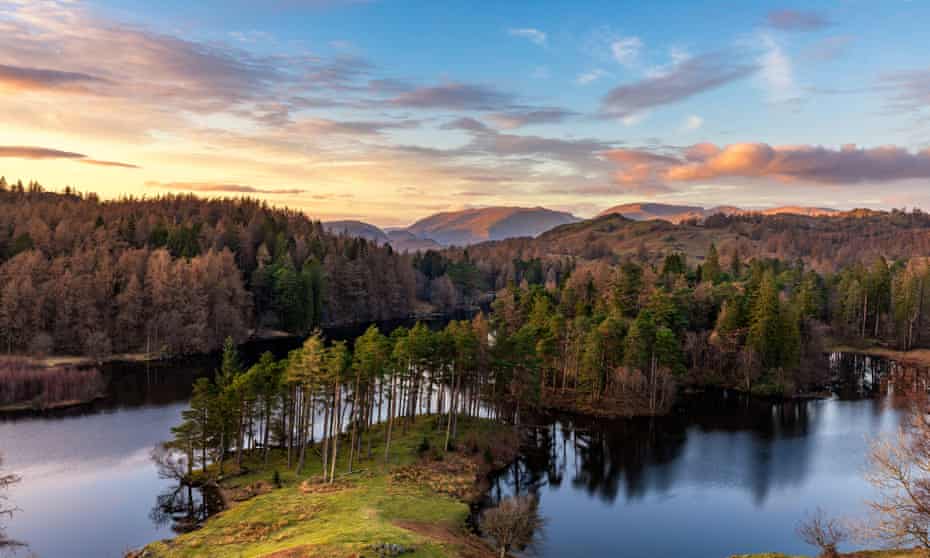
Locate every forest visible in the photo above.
<box><xmin>163</xmin><ymin>242</ymin><xmax>930</xmax><ymax>482</ymax></box>
<box><xmin>0</xmin><ymin>179</ymin><xmax>465</xmax><ymax>357</ymax></box>
<box><xmin>7</xmin><ymin>178</ymin><xmax>930</xmax><ymax>380</ymax></box>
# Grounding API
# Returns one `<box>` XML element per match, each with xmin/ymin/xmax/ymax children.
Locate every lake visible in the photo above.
<box><xmin>0</xmin><ymin>351</ymin><xmax>910</xmax><ymax>558</ymax></box>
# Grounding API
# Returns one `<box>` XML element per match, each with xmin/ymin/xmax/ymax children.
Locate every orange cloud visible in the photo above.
<box><xmin>0</xmin><ymin>146</ymin><xmax>138</xmax><ymax>169</ymax></box>
<box><xmin>0</xmin><ymin>64</ymin><xmax>105</xmax><ymax>93</ymax></box>
<box><xmin>609</xmin><ymin>143</ymin><xmax>930</xmax><ymax>190</ymax></box>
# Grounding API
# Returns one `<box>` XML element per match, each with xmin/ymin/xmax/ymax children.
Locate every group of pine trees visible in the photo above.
<box><xmin>166</xmin><ymin>315</ymin><xmax>540</xmax><ymax>483</ymax></box>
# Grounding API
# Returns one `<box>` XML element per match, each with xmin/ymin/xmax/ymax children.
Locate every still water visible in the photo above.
<box><xmin>0</xmin><ymin>351</ymin><xmax>910</xmax><ymax>558</ymax></box>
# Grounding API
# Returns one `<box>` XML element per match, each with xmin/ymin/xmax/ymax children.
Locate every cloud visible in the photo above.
<box><xmin>681</xmin><ymin>115</ymin><xmax>703</xmax><ymax>131</ymax></box>
<box><xmin>0</xmin><ymin>145</ymin><xmax>139</xmax><ymax>168</ymax></box>
<box><xmin>79</xmin><ymin>159</ymin><xmax>142</xmax><ymax>169</ymax></box>
<box><xmin>576</xmin><ymin>69</ymin><xmax>608</xmax><ymax>85</ymax></box>
<box><xmin>805</xmin><ymin>35</ymin><xmax>853</xmax><ymax>62</ymax></box>
<box><xmin>0</xmin><ymin>146</ymin><xmax>85</xmax><ymax>159</ymax></box>
<box><xmin>611</xmin><ymin>37</ymin><xmax>642</xmax><ymax>67</ymax></box>
<box><xmin>0</xmin><ymin>63</ymin><xmax>106</xmax><ymax>92</ymax></box>
<box><xmin>390</xmin><ymin>82</ymin><xmax>515</xmax><ymax>110</ymax></box>
<box><xmin>508</xmin><ymin>28</ymin><xmax>547</xmax><ymax>46</ymax></box>
<box><xmin>765</xmin><ymin>9</ymin><xmax>831</xmax><ymax>32</ymax></box>
<box><xmin>145</xmin><ymin>181</ymin><xmax>303</xmax><ymax>194</ymax></box>
<box><xmin>439</xmin><ymin>117</ymin><xmax>491</xmax><ymax>133</ymax></box>
<box><xmin>608</xmin><ymin>143</ymin><xmax>930</xmax><ymax>189</ymax></box>
<box><xmin>758</xmin><ymin>34</ymin><xmax>800</xmax><ymax>103</ymax></box>
<box><xmin>0</xmin><ymin>1</ymin><xmax>377</xmax><ymax>120</ymax></box>
<box><xmin>600</xmin><ymin>52</ymin><xmax>757</xmax><ymax>117</ymax></box>
<box><xmin>881</xmin><ymin>66</ymin><xmax>930</xmax><ymax>113</ymax></box>
<box><xmin>290</xmin><ymin>117</ymin><xmax>420</xmax><ymax>136</ymax></box>
<box><xmin>488</xmin><ymin>108</ymin><xmax>575</xmax><ymax>129</ymax></box>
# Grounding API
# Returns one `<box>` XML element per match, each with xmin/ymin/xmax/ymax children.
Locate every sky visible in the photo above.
<box><xmin>1</xmin><ymin>0</ymin><xmax>929</xmax><ymax>227</ymax></box>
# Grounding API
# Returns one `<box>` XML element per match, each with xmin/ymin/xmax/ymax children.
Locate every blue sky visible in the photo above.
<box><xmin>0</xmin><ymin>0</ymin><xmax>928</xmax><ymax>225</ymax></box>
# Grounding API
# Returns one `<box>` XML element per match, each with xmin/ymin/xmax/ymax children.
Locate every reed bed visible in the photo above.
<box><xmin>0</xmin><ymin>359</ymin><xmax>105</xmax><ymax>410</ymax></box>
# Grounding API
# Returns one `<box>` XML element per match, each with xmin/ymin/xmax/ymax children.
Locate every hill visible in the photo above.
<box><xmin>405</xmin><ymin>206</ymin><xmax>580</xmax><ymax>246</ymax></box>
<box><xmin>598</xmin><ymin>202</ymin><xmax>840</xmax><ymax>223</ymax></box>
<box><xmin>598</xmin><ymin>203</ymin><xmax>708</xmax><ymax>223</ymax></box>
<box><xmin>322</xmin><ymin>220</ymin><xmax>390</xmax><ymax>244</ymax></box>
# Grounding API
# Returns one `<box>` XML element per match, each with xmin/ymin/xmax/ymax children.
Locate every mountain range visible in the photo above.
<box><xmin>597</xmin><ymin>203</ymin><xmax>840</xmax><ymax>223</ymax></box>
<box><xmin>324</xmin><ymin>203</ymin><xmax>841</xmax><ymax>251</ymax></box>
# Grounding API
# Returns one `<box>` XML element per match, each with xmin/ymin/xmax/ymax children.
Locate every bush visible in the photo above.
<box><xmin>796</xmin><ymin>508</ymin><xmax>847</xmax><ymax>558</ymax></box>
<box><xmin>481</xmin><ymin>494</ymin><xmax>544</xmax><ymax>558</ymax></box>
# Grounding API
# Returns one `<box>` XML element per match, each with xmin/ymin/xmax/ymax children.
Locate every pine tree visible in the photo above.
<box><xmin>703</xmin><ymin>243</ymin><xmax>722</xmax><ymax>284</ymax></box>
<box><xmin>748</xmin><ymin>271</ymin><xmax>782</xmax><ymax>370</ymax></box>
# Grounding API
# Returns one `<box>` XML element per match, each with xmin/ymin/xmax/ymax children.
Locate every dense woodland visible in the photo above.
<box><xmin>8</xmin><ymin>179</ymin><xmax>930</xmax><ymax>381</ymax></box>
<box><xmin>0</xmin><ymin>179</ymin><xmax>465</xmax><ymax>357</ymax></box>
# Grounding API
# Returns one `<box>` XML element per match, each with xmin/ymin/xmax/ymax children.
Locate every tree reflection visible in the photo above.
<box><xmin>149</xmin><ymin>444</ymin><xmax>223</xmax><ymax>534</ymax></box>
<box><xmin>149</xmin><ymin>484</ymin><xmax>222</xmax><ymax>534</ymax></box>
<box><xmin>485</xmin><ymin>390</ymin><xmax>825</xmax><ymax>510</ymax></box>
<box><xmin>0</xmin><ymin>454</ymin><xmax>27</xmax><ymax>558</ymax></box>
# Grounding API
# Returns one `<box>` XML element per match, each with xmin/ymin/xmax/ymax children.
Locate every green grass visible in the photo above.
<box><xmin>141</xmin><ymin>416</ymin><xmax>507</xmax><ymax>558</ymax></box>
<box><xmin>734</xmin><ymin>552</ymin><xmax>924</xmax><ymax>558</ymax></box>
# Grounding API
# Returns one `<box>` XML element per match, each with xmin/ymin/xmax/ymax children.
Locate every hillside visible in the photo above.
<box><xmin>405</xmin><ymin>206</ymin><xmax>580</xmax><ymax>246</ymax></box>
<box><xmin>322</xmin><ymin>220</ymin><xmax>390</xmax><ymax>244</ymax></box>
<box><xmin>450</xmin><ymin>209</ymin><xmax>930</xmax><ymax>292</ymax></box>
<box><xmin>386</xmin><ymin>229</ymin><xmax>443</xmax><ymax>252</ymax></box>
<box><xmin>598</xmin><ymin>202</ymin><xmax>839</xmax><ymax>223</ymax></box>
<box><xmin>598</xmin><ymin>203</ymin><xmax>708</xmax><ymax>223</ymax></box>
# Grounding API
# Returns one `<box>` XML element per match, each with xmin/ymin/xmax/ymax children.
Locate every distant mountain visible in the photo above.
<box><xmin>758</xmin><ymin>206</ymin><xmax>840</xmax><ymax>217</ymax></box>
<box><xmin>598</xmin><ymin>203</ymin><xmax>707</xmax><ymax>223</ymax></box>
<box><xmin>598</xmin><ymin>202</ymin><xmax>839</xmax><ymax>223</ymax></box>
<box><xmin>322</xmin><ymin>220</ymin><xmax>390</xmax><ymax>244</ymax></box>
<box><xmin>405</xmin><ymin>206</ymin><xmax>581</xmax><ymax>246</ymax></box>
<box><xmin>386</xmin><ymin>230</ymin><xmax>443</xmax><ymax>252</ymax></box>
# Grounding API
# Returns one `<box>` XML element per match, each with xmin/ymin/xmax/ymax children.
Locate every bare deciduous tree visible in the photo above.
<box><xmin>865</xmin><ymin>394</ymin><xmax>930</xmax><ymax>550</ymax></box>
<box><xmin>480</xmin><ymin>494</ymin><xmax>543</xmax><ymax>558</ymax></box>
<box><xmin>797</xmin><ymin>508</ymin><xmax>848</xmax><ymax>558</ymax></box>
<box><xmin>0</xmin><ymin>453</ymin><xmax>24</xmax><ymax>553</ymax></box>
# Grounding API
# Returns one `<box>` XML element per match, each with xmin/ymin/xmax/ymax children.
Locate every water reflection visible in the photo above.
<box><xmin>150</xmin><ymin>484</ymin><xmax>223</xmax><ymax>535</ymax></box>
<box><xmin>482</xmin><ymin>357</ymin><xmax>921</xmax><ymax>558</ymax></box>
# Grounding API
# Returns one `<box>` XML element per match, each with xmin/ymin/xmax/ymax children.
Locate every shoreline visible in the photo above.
<box><xmin>830</xmin><ymin>344</ymin><xmax>930</xmax><ymax>368</ymax></box>
<box><xmin>0</xmin><ymin>393</ymin><xmax>105</xmax><ymax>414</ymax></box>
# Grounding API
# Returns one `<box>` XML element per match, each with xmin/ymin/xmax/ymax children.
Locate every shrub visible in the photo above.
<box><xmin>481</xmin><ymin>494</ymin><xmax>544</xmax><ymax>558</ymax></box>
<box><xmin>796</xmin><ymin>508</ymin><xmax>847</xmax><ymax>558</ymax></box>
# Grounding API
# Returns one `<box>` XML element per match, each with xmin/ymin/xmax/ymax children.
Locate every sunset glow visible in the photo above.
<box><xmin>2</xmin><ymin>0</ymin><xmax>928</xmax><ymax>225</ymax></box>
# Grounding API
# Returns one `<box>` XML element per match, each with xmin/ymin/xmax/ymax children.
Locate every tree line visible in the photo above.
<box><xmin>165</xmin><ymin>314</ymin><xmax>539</xmax><ymax>483</ymax></box>
<box><xmin>0</xmin><ymin>181</ymin><xmax>431</xmax><ymax>357</ymax></box>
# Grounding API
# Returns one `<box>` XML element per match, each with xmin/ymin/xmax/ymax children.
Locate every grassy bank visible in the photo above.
<box><xmin>137</xmin><ymin>416</ymin><xmax>516</xmax><ymax>558</ymax></box>
<box><xmin>733</xmin><ymin>551</ymin><xmax>922</xmax><ymax>558</ymax></box>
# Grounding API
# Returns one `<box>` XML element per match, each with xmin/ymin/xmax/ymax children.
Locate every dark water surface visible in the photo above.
<box><xmin>484</xmin><ymin>353</ymin><xmax>906</xmax><ymax>558</ymax></box>
<box><xmin>0</xmin><ymin>350</ymin><xmax>910</xmax><ymax>558</ymax></box>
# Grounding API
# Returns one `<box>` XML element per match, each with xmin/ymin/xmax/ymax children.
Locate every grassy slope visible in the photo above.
<box><xmin>142</xmin><ymin>416</ymin><xmax>507</xmax><ymax>558</ymax></box>
<box><xmin>734</xmin><ymin>551</ymin><xmax>923</xmax><ymax>558</ymax></box>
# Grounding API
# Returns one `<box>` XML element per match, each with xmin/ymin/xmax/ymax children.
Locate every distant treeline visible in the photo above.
<box><xmin>0</xmin><ymin>179</ymin><xmax>479</xmax><ymax>357</ymax></box>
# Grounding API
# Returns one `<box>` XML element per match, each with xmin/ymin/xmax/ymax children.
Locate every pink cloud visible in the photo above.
<box><xmin>609</xmin><ymin>143</ymin><xmax>930</xmax><ymax>190</ymax></box>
